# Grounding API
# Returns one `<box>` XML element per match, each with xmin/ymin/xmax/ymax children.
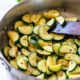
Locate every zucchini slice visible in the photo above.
<box><xmin>8</xmin><ymin>31</ymin><xmax>19</xmax><ymax>43</ymax></box>
<box><xmin>74</xmin><ymin>38</ymin><xmax>80</xmax><ymax>46</ymax></box>
<box><xmin>68</xmin><ymin>66</ymin><xmax>80</xmax><ymax>75</ymax></box>
<box><xmin>47</xmin><ymin>56</ymin><xmax>53</xmax><ymax>66</ymax></box>
<box><xmin>64</xmin><ymin>38</ymin><xmax>73</xmax><ymax>42</ymax></box>
<box><xmin>68</xmin><ymin>74</ymin><xmax>80</xmax><ymax>79</ymax></box>
<box><xmin>49</xmin><ymin>64</ymin><xmax>62</xmax><ymax>72</ymax></box>
<box><xmin>28</xmin><ymin>42</ymin><xmax>37</xmax><ymax>52</ymax></box>
<box><xmin>18</xmin><ymin>25</ymin><xmax>33</xmax><ymax>35</ymax></box>
<box><xmin>22</xmin><ymin>14</ymin><xmax>31</xmax><ymax>23</ymax></box>
<box><xmin>67</xmin><ymin>61</ymin><xmax>77</xmax><ymax>72</ymax></box>
<box><xmin>62</xmin><ymin>41</ymin><xmax>77</xmax><ymax>54</ymax></box>
<box><xmin>47</xmin><ymin>56</ymin><xmax>53</xmax><ymax>75</ymax></box>
<box><xmin>51</xmin><ymin>33</ymin><xmax>65</xmax><ymax>41</ymax></box>
<box><xmin>65</xmin><ymin>17</ymin><xmax>78</xmax><ymax>22</ymax></box>
<box><xmin>28</xmin><ymin>52</ymin><xmax>41</xmax><ymax>67</ymax></box>
<box><xmin>38</xmin><ymin>39</ymin><xmax>48</xmax><ymax>46</ymax></box>
<box><xmin>33</xmin><ymin>25</ymin><xmax>40</xmax><ymax>35</ymax></box>
<box><xmin>64</xmin><ymin>54</ymin><xmax>80</xmax><ymax>64</ymax></box>
<box><xmin>10</xmin><ymin>59</ymin><xmax>18</xmax><ymax>69</ymax></box>
<box><xmin>31</xmin><ymin>14</ymin><xmax>42</xmax><ymax>25</ymax></box>
<box><xmin>37</xmin><ymin>18</ymin><xmax>46</xmax><ymax>25</ymax></box>
<box><xmin>47</xmin><ymin>68</ymin><xmax>53</xmax><ymax>75</ymax></box>
<box><xmin>36</xmin><ymin>49</ymin><xmax>51</xmax><ymax>57</ymax></box>
<box><xmin>20</xmin><ymin>35</ymin><xmax>28</xmax><ymax>48</ymax></box>
<box><xmin>17</xmin><ymin>56</ymin><xmax>28</xmax><ymax>70</ymax></box>
<box><xmin>78</xmin><ymin>47</ymin><xmax>80</xmax><ymax>56</ymax></box>
<box><xmin>28</xmin><ymin>35</ymin><xmax>39</xmax><ymax>41</ymax></box>
<box><xmin>36</xmin><ymin>74</ymin><xmax>45</xmax><ymax>79</ymax></box>
<box><xmin>46</xmin><ymin>18</ymin><xmax>55</xmax><ymax>27</ymax></box>
<box><xmin>47</xmin><ymin>55</ymin><xmax>58</xmax><ymax>67</ymax></box>
<box><xmin>43</xmin><ymin>43</ymin><xmax>53</xmax><ymax>52</ymax></box>
<box><xmin>53</xmin><ymin>43</ymin><xmax>61</xmax><ymax>54</ymax></box>
<box><xmin>28</xmin><ymin>65</ymin><xmax>41</xmax><ymax>76</ymax></box>
<box><xmin>14</xmin><ymin>20</ymin><xmax>24</xmax><ymax>30</ymax></box>
<box><xmin>59</xmin><ymin>44</ymin><xmax>76</xmax><ymax>56</ymax></box>
<box><xmin>3</xmin><ymin>46</ymin><xmax>10</xmax><ymax>58</ymax></box>
<box><xmin>37</xmin><ymin>59</ymin><xmax>47</xmax><ymax>73</ymax></box>
<box><xmin>9</xmin><ymin>46</ymin><xmax>18</xmax><ymax>58</ymax></box>
<box><xmin>49</xmin><ymin>74</ymin><xmax>57</xmax><ymax>80</ymax></box>
<box><xmin>9</xmin><ymin>40</ymin><xmax>15</xmax><ymax>47</ymax></box>
<box><xmin>39</xmin><ymin>26</ymin><xmax>53</xmax><ymax>40</ymax></box>
<box><xmin>57</xmin><ymin>71</ymin><xmax>66</xmax><ymax>80</ymax></box>
<box><xmin>52</xmin><ymin>54</ymin><xmax>58</xmax><ymax>65</ymax></box>
<box><xmin>56</xmin><ymin>16</ymin><xmax>65</xmax><ymax>26</ymax></box>
<box><xmin>47</xmin><ymin>56</ymin><xmax>62</xmax><ymax>72</ymax></box>
<box><xmin>21</xmin><ymin>48</ymin><xmax>30</xmax><ymax>57</ymax></box>
<box><xmin>29</xmin><ymin>38</ymin><xmax>41</xmax><ymax>49</ymax></box>
<box><xmin>57</xmin><ymin>59</ymin><xmax>69</xmax><ymax>70</ymax></box>
<box><xmin>16</xmin><ymin>43</ymin><xmax>21</xmax><ymax>48</ymax></box>
<box><xmin>44</xmin><ymin>10</ymin><xmax>60</xmax><ymax>19</ymax></box>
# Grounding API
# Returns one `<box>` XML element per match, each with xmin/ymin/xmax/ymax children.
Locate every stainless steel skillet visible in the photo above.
<box><xmin>0</xmin><ymin>0</ymin><xmax>80</xmax><ymax>80</ymax></box>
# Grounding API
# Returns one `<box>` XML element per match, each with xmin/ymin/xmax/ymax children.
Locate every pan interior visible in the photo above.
<box><xmin>0</xmin><ymin>0</ymin><xmax>80</xmax><ymax>49</ymax></box>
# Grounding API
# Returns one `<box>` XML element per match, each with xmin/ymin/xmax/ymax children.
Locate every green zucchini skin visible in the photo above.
<box><xmin>29</xmin><ymin>35</ymin><xmax>42</xmax><ymax>49</ymax></box>
<box><xmin>21</xmin><ymin>48</ymin><xmax>30</xmax><ymax>57</ymax></box>
<box><xmin>38</xmin><ymin>39</ymin><xmax>53</xmax><ymax>53</ymax></box>
<box><xmin>74</xmin><ymin>38</ymin><xmax>80</xmax><ymax>47</ymax></box>
<box><xmin>19</xmin><ymin>35</ymin><xmax>28</xmax><ymax>48</ymax></box>
<box><xmin>17</xmin><ymin>25</ymin><xmax>33</xmax><ymax>35</ymax></box>
<box><xmin>46</xmin><ymin>18</ymin><xmax>56</xmax><ymax>32</ymax></box>
<box><xmin>78</xmin><ymin>47</ymin><xmax>80</xmax><ymax>56</ymax></box>
<box><xmin>68</xmin><ymin>74</ymin><xmax>80</xmax><ymax>79</ymax></box>
<box><xmin>64</xmin><ymin>53</ymin><xmax>80</xmax><ymax>64</ymax></box>
<box><xmin>17</xmin><ymin>56</ymin><xmax>28</xmax><ymax>70</ymax></box>
<box><xmin>37</xmin><ymin>59</ymin><xmax>47</xmax><ymax>73</ymax></box>
<box><xmin>28</xmin><ymin>52</ymin><xmax>37</xmax><ymax>67</ymax></box>
<box><xmin>38</xmin><ymin>26</ymin><xmax>53</xmax><ymax>40</ymax></box>
<box><xmin>51</xmin><ymin>33</ymin><xmax>65</xmax><ymax>42</ymax></box>
<box><xmin>29</xmin><ymin>65</ymin><xmax>41</xmax><ymax>76</ymax></box>
<box><xmin>22</xmin><ymin>14</ymin><xmax>31</xmax><ymax>24</ymax></box>
<box><xmin>33</xmin><ymin>25</ymin><xmax>40</xmax><ymax>35</ymax></box>
<box><xmin>30</xmin><ymin>39</ymin><xmax>42</xmax><ymax>49</ymax></box>
<box><xmin>14</xmin><ymin>20</ymin><xmax>24</xmax><ymax>31</ymax></box>
<box><xmin>56</xmin><ymin>16</ymin><xmax>66</xmax><ymax>26</ymax></box>
<box><xmin>36</xmin><ymin>50</ymin><xmax>52</xmax><ymax>58</ymax></box>
<box><xmin>53</xmin><ymin>43</ymin><xmax>61</xmax><ymax>55</ymax></box>
<box><xmin>47</xmin><ymin>56</ymin><xmax>61</xmax><ymax>73</ymax></box>
<box><xmin>67</xmin><ymin>61</ymin><xmax>77</xmax><ymax>72</ymax></box>
<box><xmin>58</xmin><ymin>44</ymin><xmax>76</xmax><ymax>56</ymax></box>
<box><xmin>36</xmin><ymin>73</ymin><xmax>45</xmax><ymax>79</ymax></box>
<box><xmin>2</xmin><ymin>46</ymin><xmax>10</xmax><ymax>60</ymax></box>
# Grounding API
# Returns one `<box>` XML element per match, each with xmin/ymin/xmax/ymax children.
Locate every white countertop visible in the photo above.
<box><xmin>0</xmin><ymin>0</ymin><xmax>18</xmax><ymax>80</ymax></box>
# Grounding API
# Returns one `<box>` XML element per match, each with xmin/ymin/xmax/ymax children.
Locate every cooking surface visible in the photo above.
<box><xmin>0</xmin><ymin>0</ymin><xmax>18</xmax><ymax>80</ymax></box>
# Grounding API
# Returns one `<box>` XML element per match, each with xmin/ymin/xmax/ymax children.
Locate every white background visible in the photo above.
<box><xmin>0</xmin><ymin>0</ymin><xmax>18</xmax><ymax>80</ymax></box>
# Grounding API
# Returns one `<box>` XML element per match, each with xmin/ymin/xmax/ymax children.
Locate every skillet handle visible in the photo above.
<box><xmin>0</xmin><ymin>57</ymin><xmax>11</xmax><ymax>71</ymax></box>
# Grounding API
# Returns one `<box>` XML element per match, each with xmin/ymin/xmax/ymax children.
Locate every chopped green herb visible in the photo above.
<box><xmin>17</xmin><ymin>0</ymin><xmax>23</xmax><ymax>2</ymax></box>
